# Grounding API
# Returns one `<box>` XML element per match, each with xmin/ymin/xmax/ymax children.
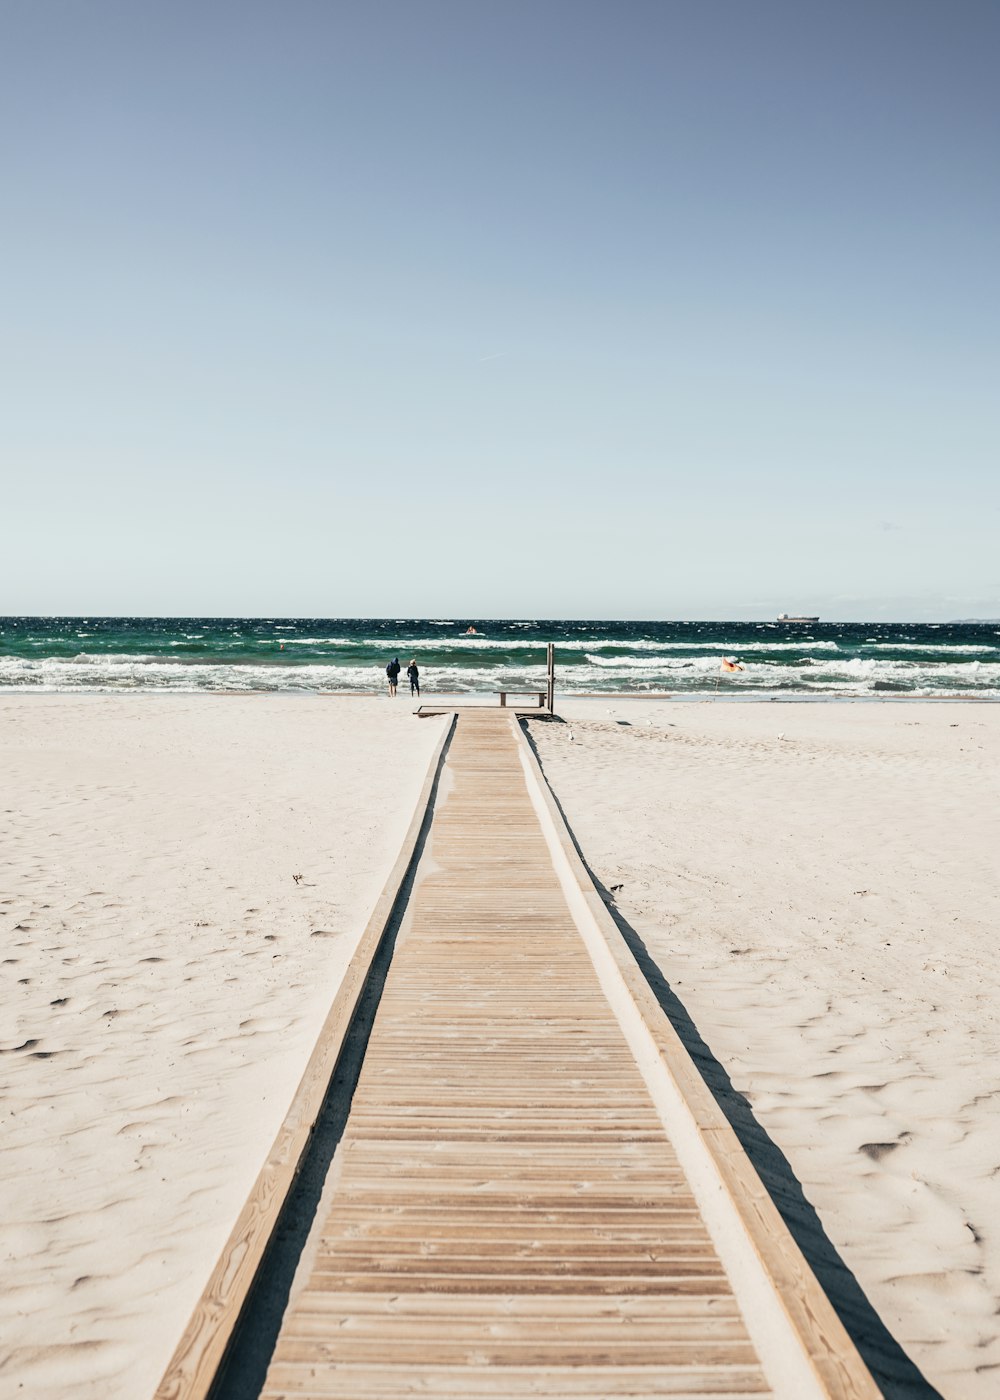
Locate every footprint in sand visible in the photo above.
<box><xmin>860</xmin><ymin>1140</ymin><xmax>906</xmax><ymax>1161</ymax></box>
<box><xmin>237</xmin><ymin>1016</ymin><xmax>291</xmax><ymax>1034</ymax></box>
<box><xmin>117</xmin><ymin>1121</ymin><xmax>162</xmax><ymax>1138</ymax></box>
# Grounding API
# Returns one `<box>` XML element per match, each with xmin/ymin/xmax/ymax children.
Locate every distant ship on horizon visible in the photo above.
<box><xmin>777</xmin><ymin>612</ymin><xmax>820</xmax><ymax>624</ymax></box>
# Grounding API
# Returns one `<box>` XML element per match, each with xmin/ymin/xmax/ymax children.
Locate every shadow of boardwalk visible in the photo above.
<box><xmin>523</xmin><ymin>721</ymin><xmax>943</xmax><ymax>1400</ymax></box>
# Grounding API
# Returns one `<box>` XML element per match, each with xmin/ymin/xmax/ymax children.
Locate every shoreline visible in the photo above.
<box><xmin>3</xmin><ymin>688</ymin><xmax>999</xmax><ymax>703</ymax></box>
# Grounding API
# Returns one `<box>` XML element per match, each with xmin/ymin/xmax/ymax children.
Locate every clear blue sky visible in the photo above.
<box><xmin>3</xmin><ymin>0</ymin><xmax>997</xmax><ymax>619</ymax></box>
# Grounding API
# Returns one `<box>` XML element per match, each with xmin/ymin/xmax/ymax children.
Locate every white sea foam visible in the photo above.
<box><xmin>362</xmin><ymin>636</ymin><xmax>548</xmax><ymax>651</ymax></box>
<box><xmin>0</xmin><ymin>657</ymin><xmax>544</xmax><ymax>695</ymax></box>
<box><xmin>575</xmin><ymin>638</ymin><xmax>830</xmax><ymax>653</ymax></box>
<box><xmin>544</xmin><ymin>638</ymin><xmax>840</xmax><ymax>653</ymax></box>
<box><xmin>358</xmin><ymin>636</ymin><xmax>842</xmax><ymax>654</ymax></box>
<box><xmin>585</xmin><ymin>654</ymin><xmax>730</xmax><ymax>672</ymax></box>
<box><xmin>69</xmin><ymin>652</ymin><xmax>163</xmax><ymax>664</ymax></box>
<box><xmin>731</xmin><ymin>640</ymin><xmax>839</xmax><ymax>652</ymax></box>
<box><xmin>260</xmin><ymin>637</ymin><xmax>355</xmax><ymax>646</ymax></box>
<box><xmin>862</xmin><ymin>643</ymin><xmax>997</xmax><ymax>654</ymax></box>
<box><xmin>2</xmin><ymin>651</ymin><xmax>999</xmax><ymax>697</ymax></box>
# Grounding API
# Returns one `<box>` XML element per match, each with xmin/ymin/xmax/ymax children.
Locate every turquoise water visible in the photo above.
<box><xmin>2</xmin><ymin>618</ymin><xmax>999</xmax><ymax>697</ymax></box>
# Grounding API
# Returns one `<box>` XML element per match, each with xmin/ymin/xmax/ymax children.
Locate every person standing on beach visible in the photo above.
<box><xmin>386</xmin><ymin>656</ymin><xmax>401</xmax><ymax>696</ymax></box>
<box><xmin>407</xmin><ymin>658</ymin><xmax>420</xmax><ymax>696</ymax></box>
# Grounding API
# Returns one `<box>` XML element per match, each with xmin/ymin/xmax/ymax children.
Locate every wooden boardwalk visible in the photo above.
<box><xmin>244</xmin><ymin>712</ymin><xmax>878</xmax><ymax>1399</ymax></box>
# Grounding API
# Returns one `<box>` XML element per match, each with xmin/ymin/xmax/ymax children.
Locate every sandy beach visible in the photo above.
<box><xmin>528</xmin><ymin>699</ymin><xmax>1000</xmax><ymax>1400</ymax></box>
<box><xmin>2</xmin><ymin>694</ymin><xmax>998</xmax><ymax>1399</ymax></box>
<box><xmin>0</xmin><ymin>694</ymin><xmax>442</xmax><ymax>1399</ymax></box>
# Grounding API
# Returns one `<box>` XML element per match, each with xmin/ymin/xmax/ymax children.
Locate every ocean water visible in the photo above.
<box><xmin>2</xmin><ymin>618</ymin><xmax>999</xmax><ymax>698</ymax></box>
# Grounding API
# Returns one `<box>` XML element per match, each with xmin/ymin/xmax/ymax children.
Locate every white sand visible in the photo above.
<box><xmin>4</xmin><ymin>695</ymin><xmax>998</xmax><ymax>1400</ymax></box>
<box><xmin>0</xmin><ymin>694</ymin><xmax>442</xmax><ymax>1400</ymax></box>
<box><xmin>528</xmin><ymin>699</ymin><xmax>1000</xmax><ymax>1400</ymax></box>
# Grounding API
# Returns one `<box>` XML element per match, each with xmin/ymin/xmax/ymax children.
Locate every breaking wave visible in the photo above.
<box><xmin>2</xmin><ymin>618</ymin><xmax>999</xmax><ymax>697</ymax></box>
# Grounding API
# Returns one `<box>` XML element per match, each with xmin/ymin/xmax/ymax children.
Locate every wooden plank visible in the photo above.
<box><xmin>262</xmin><ymin>1361</ymin><xmax>771</xmax><ymax>1396</ymax></box>
<box><xmin>273</xmin><ymin>1337</ymin><xmax>760</xmax><ymax>1363</ymax></box>
<box><xmin>286</xmin><ymin>1293</ymin><xmax>746</xmax><ymax>1318</ymax></box>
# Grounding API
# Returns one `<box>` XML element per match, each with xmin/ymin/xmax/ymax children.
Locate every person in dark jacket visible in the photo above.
<box><xmin>406</xmin><ymin>659</ymin><xmax>420</xmax><ymax>696</ymax></box>
<box><xmin>386</xmin><ymin>656</ymin><xmax>401</xmax><ymax>696</ymax></box>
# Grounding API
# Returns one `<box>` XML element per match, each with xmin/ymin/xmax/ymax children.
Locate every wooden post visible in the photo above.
<box><xmin>546</xmin><ymin>643</ymin><xmax>555</xmax><ymax>714</ymax></box>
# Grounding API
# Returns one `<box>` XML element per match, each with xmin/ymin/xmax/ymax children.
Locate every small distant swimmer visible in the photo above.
<box><xmin>720</xmin><ymin>656</ymin><xmax>744</xmax><ymax>673</ymax></box>
<box><xmin>407</xmin><ymin>658</ymin><xmax>420</xmax><ymax>696</ymax></box>
<box><xmin>465</xmin><ymin>626</ymin><xmax>478</xmax><ymax>635</ymax></box>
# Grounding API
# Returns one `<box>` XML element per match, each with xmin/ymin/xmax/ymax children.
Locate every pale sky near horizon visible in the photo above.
<box><xmin>2</xmin><ymin>0</ymin><xmax>998</xmax><ymax>621</ymax></box>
